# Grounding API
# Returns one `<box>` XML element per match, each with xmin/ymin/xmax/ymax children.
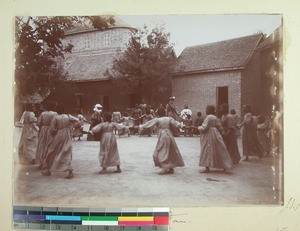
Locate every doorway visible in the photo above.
<box><xmin>216</xmin><ymin>86</ymin><xmax>228</xmax><ymax>117</ymax></box>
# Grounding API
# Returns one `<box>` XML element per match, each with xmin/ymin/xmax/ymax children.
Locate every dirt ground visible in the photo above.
<box><xmin>13</xmin><ymin>125</ymin><xmax>282</xmax><ymax>207</ymax></box>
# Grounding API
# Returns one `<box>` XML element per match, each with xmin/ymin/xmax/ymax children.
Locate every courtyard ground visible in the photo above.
<box><xmin>13</xmin><ymin>125</ymin><xmax>282</xmax><ymax>207</ymax></box>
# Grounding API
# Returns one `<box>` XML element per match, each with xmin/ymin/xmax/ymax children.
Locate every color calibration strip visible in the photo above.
<box><xmin>13</xmin><ymin>206</ymin><xmax>169</xmax><ymax>230</ymax></box>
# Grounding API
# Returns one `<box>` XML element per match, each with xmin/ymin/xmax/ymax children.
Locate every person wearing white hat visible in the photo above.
<box><xmin>94</xmin><ymin>104</ymin><xmax>102</xmax><ymax>111</ymax></box>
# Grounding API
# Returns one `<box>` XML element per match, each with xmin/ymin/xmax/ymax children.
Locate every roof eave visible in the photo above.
<box><xmin>172</xmin><ymin>66</ymin><xmax>244</xmax><ymax>76</ymax></box>
<box><xmin>242</xmin><ymin>34</ymin><xmax>264</xmax><ymax>68</ymax></box>
<box><xmin>256</xmin><ymin>41</ymin><xmax>282</xmax><ymax>51</ymax></box>
<box><xmin>65</xmin><ymin>26</ymin><xmax>135</xmax><ymax>36</ymax></box>
<box><xmin>66</xmin><ymin>78</ymin><xmax>111</xmax><ymax>83</ymax></box>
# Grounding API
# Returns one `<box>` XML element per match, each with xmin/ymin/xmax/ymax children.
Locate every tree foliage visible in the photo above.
<box><xmin>15</xmin><ymin>16</ymin><xmax>115</xmax><ymax>98</ymax></box>
<box><xmin>106</xmin><ymin>25</ymin><xmax>176</xmax><ymax>105</ymax></box>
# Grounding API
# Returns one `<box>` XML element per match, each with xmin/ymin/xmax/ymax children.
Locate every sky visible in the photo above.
<box><xmin>119</xmin><ymin>14</ymin><xmax>282</xmax><ymax>56</ymax></box>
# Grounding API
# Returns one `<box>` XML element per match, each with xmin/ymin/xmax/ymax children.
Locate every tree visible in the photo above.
<box><xmin>106</xmin><ymin>25</ymin><xmax>176</xmax><ymax>106</ymax></box>
<box><xmin>15</xmin><ymin>16</ymin><xmax>115</xmax><ymax>98</ymax></box>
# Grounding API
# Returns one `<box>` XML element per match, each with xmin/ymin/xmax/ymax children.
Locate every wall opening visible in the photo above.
<box><xmin>216</xmin><ymin>86</ymin><xmax>228</xmax><ymax>117</ymax></box>
<box><xmin>128</xmin><ymin>93</ymin><xmax>139</xmax><ymax>108</ymax></box>
<box><xmin>75</xmin><ymin>93</ymin><xmax>83</xmax><ymax>109</ymax></box>
<box><xmin>103</xmin><ymin>96</ymin><xmax>109</xmax><ymax>112</ymax></box>
<box><xmin>97</xmin><ymin>95</ymin><xmax>109</xmax><ymax>112</ymax></box>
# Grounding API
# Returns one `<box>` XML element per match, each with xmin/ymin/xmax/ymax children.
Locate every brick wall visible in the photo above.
<box><xmin>241</xmin><ymin>50</ymin><xmax>262</xmax><ymax>115</ymax></box>
<box><xmin>52</xmin><ymin>28</ymin><xmax>135</xmax><ymax>117</ymax></box>
<box><xmin>63</xmin><ymin>28</ymin><xmax>132</xmax><ymax>54</ymax></box>
<box><xmin>47</xmin><ymin>80</ymin><xmax>131</xmax><ymax>118</ymax></box>
<box><xmin>172</xmin><ymin>70</ymin><xmax>242</xmax><ymax>120</ymax></box>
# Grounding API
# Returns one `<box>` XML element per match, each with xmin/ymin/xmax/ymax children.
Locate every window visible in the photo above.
<box><xmin>103</xmin><ymin>33</ymin><xmax>111</xmax><ymax>47</ymax></box>
<box><xmin>87</xmin><ymin>37</ymin><xmax>91</xmax><ymax>49</ymax></box>
<box><xmin>83</xmin><ymin>36</ymin><xmax>91</xmax><ymax>50</ymax></box>
<box><xmin>98</xmin><ymin>95</ymin><xmax>109</xmax><ymax>112</ymax></box>
<box><xmin>75</xmin><ymin>93</ymin><xmax>83</xmax><ymax>109</ymax></box>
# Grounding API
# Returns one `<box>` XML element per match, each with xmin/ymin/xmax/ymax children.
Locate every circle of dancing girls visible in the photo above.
<box><xmin>18</xmin><ymin>104</ymin><xmax>39</xmax><ymax>164</ymax></box>
<box><xmin>42</xmin><ymin>104</ymin><xmax>79</xmax><ymax>179</ymax></box>
<box><xmin>256</xmin><ymin>115</ymin><xmax>272</xmax><ymax>156</ymax></box>
<box><xmin>72</xmin><ymin>109</ymin><xmax>89</xmax><ymax>141</ymax></box>
<box><xmin>165</xmin><ymin>96</ymin><xmax>181</xmax><ymax>137</ymax></box>
<box><xmin>139</xmin><ymin>106</ymin><xmax>185</xmax><ymax>175</ymax></box>
<box><xmin>87</xmin><ymin>104</ymin><xmax>103</xmax><ymax>141</ymax></box>
<box><xmin>219</xmin><ymin>103</ymin><xmax>241</xmax><ymax>164</ymax></box>
<box><xmin>239</xmin><ymin>105</ymin><xmax>263</xmax><ymax>161</ymax></box>
<box><xmin>89</xmin><ymin>112</ymin><xmax>129</xmax><ymax>174</ymax></box>
<box><xmin>198</xmin><ymin>105</ymin><xmax>233</xmax><ymax>173</ymax></box>
<box><xmin>36</xmin><ymin>102</ymin><xmax>57</xmax><ymax>169</ymax></box>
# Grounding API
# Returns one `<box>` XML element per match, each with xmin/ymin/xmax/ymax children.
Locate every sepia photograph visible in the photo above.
<box><xmin>13</xmin><ymin>14</ymin><xmax>283</xmax><ymax>209</ymax></box>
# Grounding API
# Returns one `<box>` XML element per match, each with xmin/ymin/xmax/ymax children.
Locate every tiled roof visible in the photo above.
<box><xmin>63</xmin><ymin>51</ymin><xmax>120</xmax><ymax>81</ymax></box>
<box><xmin>173</xmin><ymin>34</ymin><xmax>263</xmax><ymax>75</ymax></box>
<box><xmin>65</xmin><ymin>16</ymin><xmax>134</xmax><ymax>35</ymax></box>
<box><xmin>256</xmin><ymin>26</ymin><xmax>282</xmax><ymax>50</ymax></box>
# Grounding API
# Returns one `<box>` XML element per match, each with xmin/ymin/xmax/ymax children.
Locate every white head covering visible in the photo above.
<box><xmin>93</xmin><ymin>103</ymin><xmax>102</xmax><ymax>112</ymax></box>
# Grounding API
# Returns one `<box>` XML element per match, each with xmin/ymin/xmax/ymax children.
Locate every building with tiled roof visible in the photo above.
<box><xmin>48</xmin><ymin>17</ymin><xmax>138</xmax><ymax>115</ymax></box>
<box><xmin>172</xmin><ymin>34</ymin><xmax>265</xmax><ymax>117</ymax></box>
<box><xmin>174</xmin><ymin>34</ymin><xmax>262</xmax><ymax>74</ymax></box>
<box><xmin>48</xmin><ymin>19</ymin><xmax>282</xmax><ymax>120</ymax></box>
<box><xmin>61</xmin><ymin>17</ymin><xmax>134</xmax><ymax>82</ymax></box>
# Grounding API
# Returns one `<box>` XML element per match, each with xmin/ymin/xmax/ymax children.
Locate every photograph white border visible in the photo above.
<box><xmin>1</xmin><ymin>0</ymin><xmax>300</xmax><ymax>230</ymax></box>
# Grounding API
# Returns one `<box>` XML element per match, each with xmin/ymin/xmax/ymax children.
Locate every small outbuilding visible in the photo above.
<box><xmin>172</xmin><ymin>34</ymin><xmax>264</xmax><ymax>118</ymax></box>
